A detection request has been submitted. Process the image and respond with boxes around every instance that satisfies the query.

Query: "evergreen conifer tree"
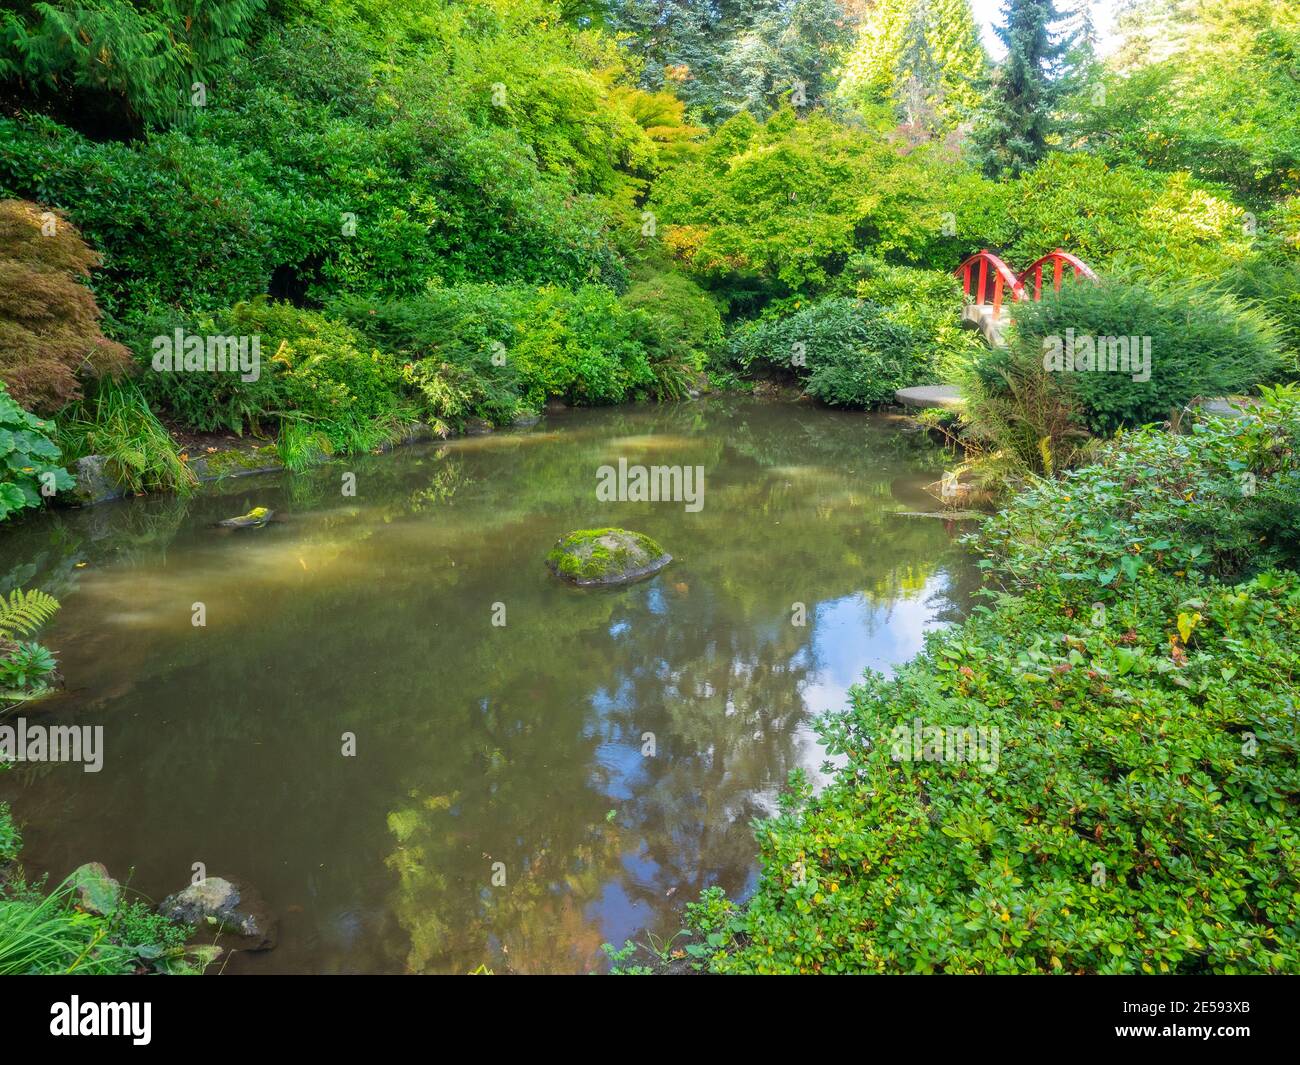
[971,0,1077,177]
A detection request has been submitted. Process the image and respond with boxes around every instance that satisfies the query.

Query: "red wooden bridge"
[954,248,1098,344]
[900,248,1247,417]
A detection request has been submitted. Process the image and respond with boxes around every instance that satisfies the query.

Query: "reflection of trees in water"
[382,591,816,973]
[0,397,976,973]
[607,613,813,920]
[379,468,967,972]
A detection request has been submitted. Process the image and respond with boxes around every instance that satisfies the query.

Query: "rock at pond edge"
[70,862,120,916]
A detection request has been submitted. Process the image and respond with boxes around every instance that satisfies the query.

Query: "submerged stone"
[217,506,272,528]
[159,875,278,951]
[546,528,671,587]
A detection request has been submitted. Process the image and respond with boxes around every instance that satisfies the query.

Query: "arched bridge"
[955,248,1098,345]
[897,248,1245,418]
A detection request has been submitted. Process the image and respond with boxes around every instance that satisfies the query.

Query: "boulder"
[159,876,278,951]
[70,862,120,916]
[546,528,671,587]
[70,455,125,505]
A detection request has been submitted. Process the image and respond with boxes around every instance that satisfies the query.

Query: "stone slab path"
[895,385,1254,419]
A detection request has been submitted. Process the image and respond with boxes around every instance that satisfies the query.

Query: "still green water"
[0,398,975,973]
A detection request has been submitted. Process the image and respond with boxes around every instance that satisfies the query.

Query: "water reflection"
[0,398,975,973]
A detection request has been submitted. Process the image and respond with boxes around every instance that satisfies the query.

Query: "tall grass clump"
[57,378,197,495]
[0,878,136,975]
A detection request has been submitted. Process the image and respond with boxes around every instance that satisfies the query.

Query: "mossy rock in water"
[217,506,272,529]
[546,528,671,587]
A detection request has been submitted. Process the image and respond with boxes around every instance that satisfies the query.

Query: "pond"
[0,397,977,973]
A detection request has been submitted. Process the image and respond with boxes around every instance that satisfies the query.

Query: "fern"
[0,588,60,640]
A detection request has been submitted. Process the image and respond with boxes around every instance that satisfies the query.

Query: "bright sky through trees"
[972,0,1119,57]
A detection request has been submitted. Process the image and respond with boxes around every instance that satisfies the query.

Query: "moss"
[198,445,280,479]
[546,527,669,584]
[218,506,272,528]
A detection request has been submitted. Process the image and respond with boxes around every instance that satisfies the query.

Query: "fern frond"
[0,588,60,639]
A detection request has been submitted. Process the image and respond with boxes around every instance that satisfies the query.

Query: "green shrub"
[335,285,530,428]
[619,272,723,397]
[341,282,660,413]
[397,360,514,437]
[702,568,1300,974]
[0,381,74,521]
[983,278,1283,437]
[841,256,986,378]
[0,641,57,695]
[956,354,1094,483]
[131,300,418,455]
[1002,154,1256,283]
[511,285,655,407]
[128,307,283,436]
[973,386,1300,590]
[728,296,924,407]
[1214,256,1300,372]
[225,301,416,450]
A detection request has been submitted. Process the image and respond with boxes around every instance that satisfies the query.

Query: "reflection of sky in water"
[792,572,955,794]
[802,574,953,716]
[586,573,956,788]
[590,573,955,803]
[587,570,958,954]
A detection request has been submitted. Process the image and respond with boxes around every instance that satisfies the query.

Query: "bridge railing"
[955,249,1099,316]
[1017,249,1099,301]
[955,250,1024,317]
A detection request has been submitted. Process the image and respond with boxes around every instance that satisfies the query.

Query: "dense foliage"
[975,386,1300,588]
[729,296,924,407]
[693,398,1300,974]
[0,1,266,131]
[0,0,1295,506]
[974,278,1283,439]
